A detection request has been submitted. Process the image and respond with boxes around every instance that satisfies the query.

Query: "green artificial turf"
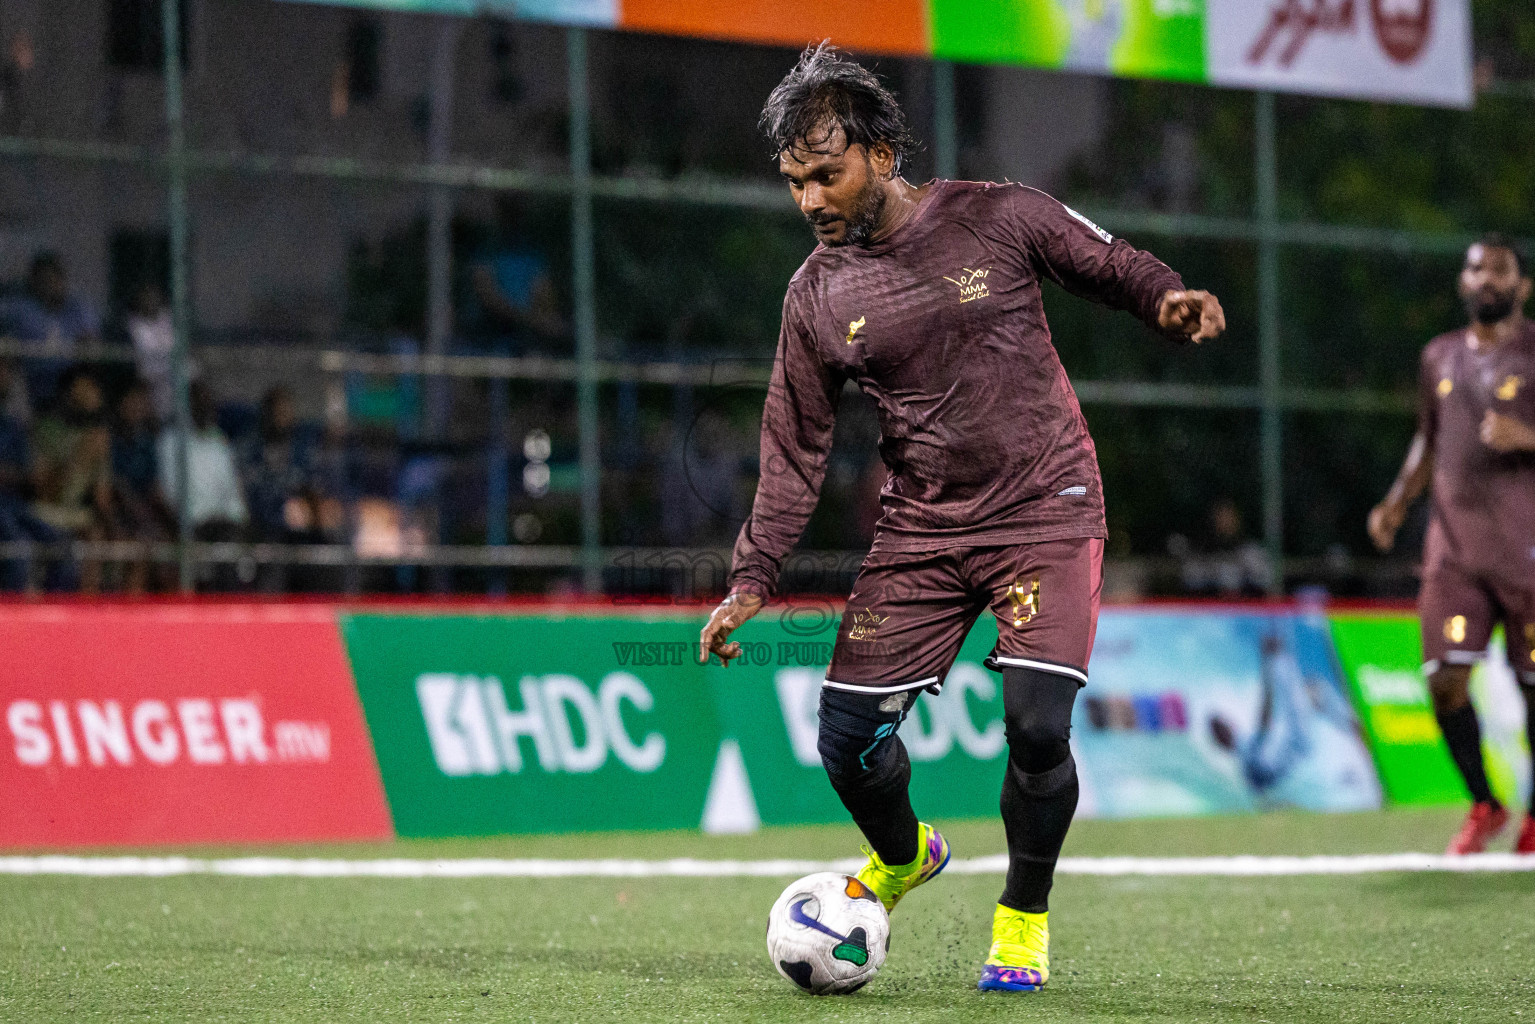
[2,807,1530,1023]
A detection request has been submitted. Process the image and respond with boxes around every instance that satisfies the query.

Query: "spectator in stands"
[123,281,178,423]
[0,354,30,424]
[1168,498,1274,597]
[158,379,247,543]
[0,391,73,592]
[111,378,172,592]
[0,251,101,405]
[239,386,344,590]
[29,364,113,592]
[467,195,566,354]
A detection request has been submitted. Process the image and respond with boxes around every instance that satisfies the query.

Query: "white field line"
[1,852,1533,879]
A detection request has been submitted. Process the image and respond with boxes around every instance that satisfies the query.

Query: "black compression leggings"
[999,666,1081,913]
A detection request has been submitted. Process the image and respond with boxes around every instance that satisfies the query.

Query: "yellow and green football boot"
[854,821,950,913]
[977,904,1049,992]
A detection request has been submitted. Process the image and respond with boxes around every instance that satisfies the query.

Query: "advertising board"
[283,0,1473,107]
[341,613,721,835]
[0,606,392,848]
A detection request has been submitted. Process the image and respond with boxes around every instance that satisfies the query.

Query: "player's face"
[779,126,890,247]
[1459,244,1532,325]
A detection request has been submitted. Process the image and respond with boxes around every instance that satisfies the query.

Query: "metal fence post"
[1255,91,1283,594]
[162,0,193,592]
[425,20,460,439]
[568,28,601,593]
[933,60,957,181]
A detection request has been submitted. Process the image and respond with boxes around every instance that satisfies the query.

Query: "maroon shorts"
[824,536,1104,697]
[1420,560,1535,678]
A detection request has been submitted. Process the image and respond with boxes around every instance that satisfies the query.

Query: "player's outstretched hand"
[1366,500,1404,553]
[1481,410,1535,453]
[698,589,765,666]
[1158,290,1226,344]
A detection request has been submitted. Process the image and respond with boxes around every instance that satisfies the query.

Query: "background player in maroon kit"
[1370,236,1535,856]
[696,46,1225,992]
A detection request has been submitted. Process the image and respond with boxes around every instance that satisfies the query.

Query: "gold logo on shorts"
[1444,615,1467,644]
[848,607,887,642]
[1437,378,1453,397]
[1497,375,1523,401]
[1008,579,1041,628]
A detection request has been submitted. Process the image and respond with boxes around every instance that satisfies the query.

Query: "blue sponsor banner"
[1075,610,1383,818]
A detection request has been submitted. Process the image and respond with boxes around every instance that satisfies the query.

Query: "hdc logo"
[775,664,1007,767]
[416,672,666,777]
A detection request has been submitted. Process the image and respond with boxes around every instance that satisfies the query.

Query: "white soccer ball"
[766,871,890,995]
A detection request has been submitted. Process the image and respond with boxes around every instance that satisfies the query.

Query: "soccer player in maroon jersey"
[1369,236,1535,856]
[695,46,1225,993]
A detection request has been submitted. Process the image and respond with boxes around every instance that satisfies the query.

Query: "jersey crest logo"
[942,267,991,304]
[1437,377,1453,397]
[848,607,888,642]
[846,316,866,344]
[1496,375,1523,401]
[1007,579,1041,628]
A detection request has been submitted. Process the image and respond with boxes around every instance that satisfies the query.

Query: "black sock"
[1436,702,1497,806]
[997,668,1082,913]
[829,738,920,866]
[999,753,1079,913]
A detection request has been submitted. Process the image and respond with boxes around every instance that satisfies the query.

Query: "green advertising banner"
[1328,614,1464,807]
[1329,614,1531,809]
[342,613,721,836]
[928,0,1206,82]
[342,607,1014,835]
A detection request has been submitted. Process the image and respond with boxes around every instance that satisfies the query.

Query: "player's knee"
[816,715,887,785]
[1004,710,1070,763]
[1427,665,1473,713]
[1001,667,1078,774]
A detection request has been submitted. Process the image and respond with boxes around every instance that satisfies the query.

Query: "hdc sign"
[0,607,392,848]
[417,672,666,776]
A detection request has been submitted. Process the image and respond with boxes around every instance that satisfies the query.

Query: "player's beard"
[810,170,887,248]
[1464,285,1521,325]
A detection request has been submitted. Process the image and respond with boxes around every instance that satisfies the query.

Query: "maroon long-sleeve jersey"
[1418,322,1535,580]
[728,180,1186,598]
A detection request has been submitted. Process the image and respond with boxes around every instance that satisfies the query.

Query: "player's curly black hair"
[1476,232,1530,278]
[759,43,917,172]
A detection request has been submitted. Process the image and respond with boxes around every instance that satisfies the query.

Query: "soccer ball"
[766,872,890,995]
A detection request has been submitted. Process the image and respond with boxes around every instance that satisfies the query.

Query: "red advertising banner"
[0,605,393,848]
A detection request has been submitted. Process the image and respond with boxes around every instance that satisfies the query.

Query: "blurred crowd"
[0,241,1372,601]
[0,251,352,594]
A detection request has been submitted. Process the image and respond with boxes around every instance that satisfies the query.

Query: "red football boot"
[1515,816,1535,856]
[1446,802,1509,855]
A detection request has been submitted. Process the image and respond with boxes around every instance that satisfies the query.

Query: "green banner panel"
[1328,614,1464,807]
[929,0,1206,82]
[342,613,720,836]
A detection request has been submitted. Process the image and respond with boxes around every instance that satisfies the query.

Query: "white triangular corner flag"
[701,739,761,835]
